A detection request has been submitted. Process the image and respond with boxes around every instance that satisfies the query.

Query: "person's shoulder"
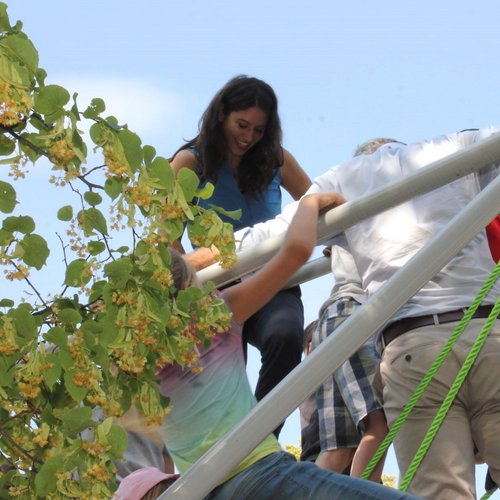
[419,126,500,150]
[170,148,197,172]
[281,147,294,161]
[280,148,312,198]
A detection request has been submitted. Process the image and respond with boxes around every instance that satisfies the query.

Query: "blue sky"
[4,1,499,494]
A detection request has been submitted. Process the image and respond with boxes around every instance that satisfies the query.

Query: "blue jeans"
[205,452,420,499]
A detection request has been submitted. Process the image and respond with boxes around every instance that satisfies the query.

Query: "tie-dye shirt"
[156,292,281,481]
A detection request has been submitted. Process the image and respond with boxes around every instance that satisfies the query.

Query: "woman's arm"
[224,192,345,325]
[280,148,312,200]
[170,148,198,175]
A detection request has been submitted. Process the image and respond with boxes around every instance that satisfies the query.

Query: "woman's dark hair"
[171,75,284,196]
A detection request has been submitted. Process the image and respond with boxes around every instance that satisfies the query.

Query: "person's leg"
[313,301,360,473]
[315,365,358,474]
[350,409,387,481]
[336,334,387,481]
[465,319,500,489]
[380,325,476,499]
[242,286,304,426]
[207,451,418,500]
[316,447,356,474]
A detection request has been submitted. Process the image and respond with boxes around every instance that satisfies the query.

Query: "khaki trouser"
[379,318,500,500]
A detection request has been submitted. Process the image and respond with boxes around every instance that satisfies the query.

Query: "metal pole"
[283,254,331,289]
[199,132,500,287]
[160,176,500,499]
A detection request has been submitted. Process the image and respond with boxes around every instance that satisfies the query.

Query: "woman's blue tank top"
[194,155,282,232]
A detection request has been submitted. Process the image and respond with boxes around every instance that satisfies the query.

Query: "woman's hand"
[301,191,347,214]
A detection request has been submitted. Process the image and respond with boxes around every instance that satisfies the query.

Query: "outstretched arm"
[224,192,345,325]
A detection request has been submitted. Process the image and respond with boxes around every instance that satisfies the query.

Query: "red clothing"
[486,215,500,263]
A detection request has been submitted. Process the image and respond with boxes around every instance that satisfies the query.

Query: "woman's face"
[221,106,268,166]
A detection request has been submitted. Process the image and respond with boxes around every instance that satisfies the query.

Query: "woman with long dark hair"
[170,75,311,435]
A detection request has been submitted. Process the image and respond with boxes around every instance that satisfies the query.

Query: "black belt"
[382,304,495,347]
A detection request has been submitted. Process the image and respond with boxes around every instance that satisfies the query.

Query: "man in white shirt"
[228,127,500,499]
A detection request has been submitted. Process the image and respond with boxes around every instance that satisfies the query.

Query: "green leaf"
[97,416,113,437]
[35,454,64,496]
[20,233,49,269]
[43,353,61,389]
[92,344,109,371]
[58,308,82,324]
[0,181,17,213]
[0,353,18,387]
[107,424,128,459]
[148,157,174,189]
[78,207,108,236]
[89,279,106,302]
[18,132,44,162]
[80,321,99,349]
[43,326,68,348]
[209,204,242,220]
[177,167,201,201]
[2,215,35,233]
[53,406,95,438]
[34,84,70,119]
[118,128,142,171]
[84,191,103,206]
[64,258,91,287]
[58,349,74,370]
[143,145,156,166]
[0,50,30,91]
[0,298,14,307]
[64,373,87,402]
[196,181,215,200]
[104,115,121,131]
[0,469,16,494]
[104,258,132,289]
[113,245,129,254]
[104,176,125,200]
[87,240,106,255]
[82,97,105,119]
[1,33,39,76]
[10,306,36,340]
[97,314,119,347]
[0,134,15,156]
[0,228,13,245]
[36,67,47,85]
[161,218,184,242]
[89,122,106,146]
[57,205,73,221]
[0,3,12,32]
[176,286,204,312]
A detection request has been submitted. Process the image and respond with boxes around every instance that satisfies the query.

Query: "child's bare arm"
[225,192,345,325]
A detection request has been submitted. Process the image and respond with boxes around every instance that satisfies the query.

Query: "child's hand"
[303,192,346,214]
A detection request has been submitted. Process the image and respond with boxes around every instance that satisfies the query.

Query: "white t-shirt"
[235,127,500,321]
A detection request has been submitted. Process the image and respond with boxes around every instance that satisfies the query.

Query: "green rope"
[361,259,500,481]
[399,297,500,490]
[480,488,497,500]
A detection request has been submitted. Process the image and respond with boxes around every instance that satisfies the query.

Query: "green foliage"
[0,180,16,212]
[0,2,237,498]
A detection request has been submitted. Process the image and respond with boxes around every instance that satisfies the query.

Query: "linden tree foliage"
[0,2,237,498]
